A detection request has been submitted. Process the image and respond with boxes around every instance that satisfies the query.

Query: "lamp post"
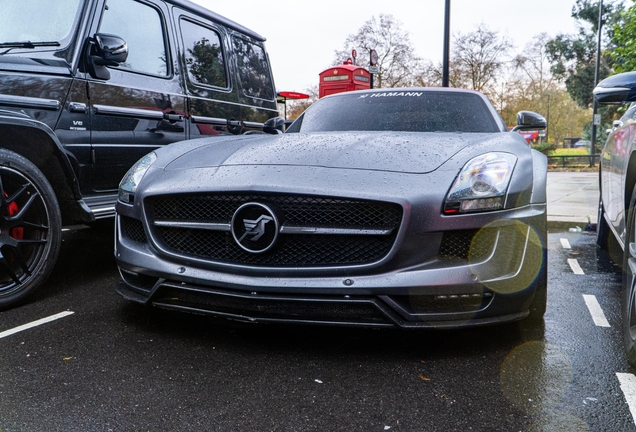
[591,0,603,158]
[442,0,451,87]
[546,93,551,144]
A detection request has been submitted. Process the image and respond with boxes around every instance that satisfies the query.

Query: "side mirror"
[512,111,547,132]
[85,33,128,80]
[594,72,636,104]
[263,116,285,134]
[93,33,128,64]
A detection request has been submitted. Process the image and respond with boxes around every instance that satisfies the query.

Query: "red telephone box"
[319,61,371,98]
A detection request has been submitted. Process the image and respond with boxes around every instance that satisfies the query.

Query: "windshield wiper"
[0,41,60,55]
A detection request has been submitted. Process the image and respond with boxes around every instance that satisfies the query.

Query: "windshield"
[294,90,502,133]
[0,0,84,49]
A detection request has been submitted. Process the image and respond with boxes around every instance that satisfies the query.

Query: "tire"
[596,198,611,251]
[514,217,548,338]
[523,240,548,323]
[527,261,547,321]
[0,149,62,310]
[622,185,636,366]
[514,243,547,341]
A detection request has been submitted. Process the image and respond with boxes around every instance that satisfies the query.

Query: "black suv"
[0,0,280,308]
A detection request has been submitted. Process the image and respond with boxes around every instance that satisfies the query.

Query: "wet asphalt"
[0,221,634,431]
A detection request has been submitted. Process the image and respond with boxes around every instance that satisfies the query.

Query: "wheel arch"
[0,117,90,224]
[625,151,636,216]
[529,149,548,204]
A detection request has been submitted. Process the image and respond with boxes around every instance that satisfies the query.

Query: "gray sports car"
[114,88,548,328]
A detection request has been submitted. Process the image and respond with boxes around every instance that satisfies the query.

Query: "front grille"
[120,216,147,243]
[148,194,402,267]
[438,228,498,261]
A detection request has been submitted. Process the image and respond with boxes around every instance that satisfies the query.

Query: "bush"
[532,143,556,155]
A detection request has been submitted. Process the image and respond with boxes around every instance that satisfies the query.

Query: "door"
[172,8,278,137]
[88,0,186,193]
[606,104,636,242]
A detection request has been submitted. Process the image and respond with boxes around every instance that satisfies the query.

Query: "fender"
[0,113,93,223]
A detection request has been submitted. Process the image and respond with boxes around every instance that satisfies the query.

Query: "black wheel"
[519,236,548,325]
[512,217,548,341]
[0,149,61,310]
[622,185,636,365]
[527,262,547,321]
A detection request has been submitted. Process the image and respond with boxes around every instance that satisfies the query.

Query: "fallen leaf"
[418,374,430,381]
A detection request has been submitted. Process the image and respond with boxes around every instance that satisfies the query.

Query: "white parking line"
[0,311,74,339]
[582,295,610,327]
[560,238,571,249]
[617,373,636,425]
[568,258,585,275]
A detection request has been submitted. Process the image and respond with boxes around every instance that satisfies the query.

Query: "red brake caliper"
[4,192,23,240]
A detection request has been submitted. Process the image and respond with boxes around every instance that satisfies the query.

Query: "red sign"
[277,91,309,100]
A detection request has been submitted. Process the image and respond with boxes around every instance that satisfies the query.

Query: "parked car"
[594,71,636,366]
[0,0,281,309]
[115,88,549,329]
[574,139,592,149]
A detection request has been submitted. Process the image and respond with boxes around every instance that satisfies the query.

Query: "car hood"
[165,131,516,174]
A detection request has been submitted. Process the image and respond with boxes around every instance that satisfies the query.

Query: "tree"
[333,14,420,88]
[450,24,514,94]
[546,0,625,108]
[498,34,560,127]
[513,34,555,99]
[612,1,636,73]
[416,24,513,100]
[283,85,318,120]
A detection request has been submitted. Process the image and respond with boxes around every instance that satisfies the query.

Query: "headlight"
[118,152,157,204]
[443,152,517,214]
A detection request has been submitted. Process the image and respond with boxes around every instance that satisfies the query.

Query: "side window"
[99,0,168,76]
[180,19,228,88]
[232,37,275,101]
[623,103,636,122]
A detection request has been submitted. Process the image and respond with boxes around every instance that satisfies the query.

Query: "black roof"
[166,0,266,41]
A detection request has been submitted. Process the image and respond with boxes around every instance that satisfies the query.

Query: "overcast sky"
[191,0,582,92]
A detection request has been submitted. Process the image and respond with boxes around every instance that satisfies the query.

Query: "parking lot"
[1,173,636,431]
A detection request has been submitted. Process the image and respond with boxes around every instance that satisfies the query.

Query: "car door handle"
[163,113,183,122]
[69,102,88,113]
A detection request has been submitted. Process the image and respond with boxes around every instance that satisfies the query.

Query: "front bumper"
[114,204,546,329]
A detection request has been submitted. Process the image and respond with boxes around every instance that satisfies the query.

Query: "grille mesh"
[153,194,401,228]
[120,216,147,243]
[438,228,497,260]
[149,193,402,267]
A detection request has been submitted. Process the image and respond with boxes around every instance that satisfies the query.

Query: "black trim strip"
[93,105,164,120]
[153,219,393,236]
[190,115,227,126]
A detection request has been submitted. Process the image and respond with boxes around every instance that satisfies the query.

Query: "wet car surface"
[0,223,634,431]
[114,88,549,328]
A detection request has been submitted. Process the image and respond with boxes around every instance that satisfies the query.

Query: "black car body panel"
[0,0,280,308]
